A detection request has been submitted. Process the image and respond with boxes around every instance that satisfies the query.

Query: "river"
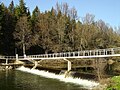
[0,67,99,90]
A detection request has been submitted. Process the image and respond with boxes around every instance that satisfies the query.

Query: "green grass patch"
[106,76,120,90]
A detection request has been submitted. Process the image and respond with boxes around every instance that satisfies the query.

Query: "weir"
[17,66,99,89]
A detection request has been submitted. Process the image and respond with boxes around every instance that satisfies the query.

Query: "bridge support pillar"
[32,61,38,69]
[64,58,72,78]
[64,58,71,71]
[68,61,71,71]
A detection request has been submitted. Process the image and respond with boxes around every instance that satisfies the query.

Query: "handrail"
[0,47,120,60]
[27,47,120,59]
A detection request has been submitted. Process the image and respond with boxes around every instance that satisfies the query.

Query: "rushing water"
[0,67,99,90]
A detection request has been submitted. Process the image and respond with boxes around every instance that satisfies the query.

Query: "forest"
[0,0,120,55]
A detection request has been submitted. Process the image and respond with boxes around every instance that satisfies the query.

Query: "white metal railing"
[27,47,120,59]
[0,55,24,60]
[0,47,120,60]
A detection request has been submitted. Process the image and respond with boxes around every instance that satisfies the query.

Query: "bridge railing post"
[90,50,91,56]
[78,51,80,56]
[6,59,8,69]
[16,54,18,61]
[73,52,75,57]
[47,54,48,58]
[87,51,89,56]
[96,50,98,55]
[83,51,85,56]
[99,50,101,55]
[103,49,105,55]
[111,48,114,55]
[64,53,66,57]
[53,54,54,58]
[6,59,8,64]
[24,54,26,59]
[106,50,108,55]
[93,50,95,56]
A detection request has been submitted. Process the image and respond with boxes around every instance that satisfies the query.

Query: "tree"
[36,12,55,54]
[19,0,27,16]
[73,21,83,51]
[82,13,95,25]
[0,1,120,55]
[13,16,32,56]
[0,3,16,55]
[0,3,5,54]
[14,0,28,19]
[0,3,4,31]
[8,0,14,14]
[31,6,40,24]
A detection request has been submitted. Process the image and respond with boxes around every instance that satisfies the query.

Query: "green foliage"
[14,0,28,19]
[19,0,27,16]
[0,3,5,31]
[106,76,120,90]
[31,6,40,23]
[0,2,16,55]
[8,1,14,14]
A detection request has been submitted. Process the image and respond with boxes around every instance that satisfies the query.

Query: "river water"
[0,67,99,90]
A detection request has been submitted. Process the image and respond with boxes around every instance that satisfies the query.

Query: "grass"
[106,76,120,90]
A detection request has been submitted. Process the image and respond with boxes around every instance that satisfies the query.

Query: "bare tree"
[82,13,95,25]
[14,16,32,56]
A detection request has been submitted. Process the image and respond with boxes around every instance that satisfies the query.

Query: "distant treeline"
[0,0,120,55]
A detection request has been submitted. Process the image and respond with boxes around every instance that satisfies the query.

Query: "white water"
[16,66,99,89]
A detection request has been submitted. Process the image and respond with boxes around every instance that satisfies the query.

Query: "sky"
[0,0,120,28]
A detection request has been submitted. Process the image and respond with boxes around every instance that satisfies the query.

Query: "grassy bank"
[106,76,120,90]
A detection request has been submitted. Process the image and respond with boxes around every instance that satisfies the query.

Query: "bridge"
[0,47,120,70]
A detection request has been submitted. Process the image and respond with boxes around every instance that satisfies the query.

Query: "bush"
[106,76,120,90]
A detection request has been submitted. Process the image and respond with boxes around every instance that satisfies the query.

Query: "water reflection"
[0,70,87,90]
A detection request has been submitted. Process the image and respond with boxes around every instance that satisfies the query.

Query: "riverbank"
[105,76,120,90]
[92,76,120,90]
